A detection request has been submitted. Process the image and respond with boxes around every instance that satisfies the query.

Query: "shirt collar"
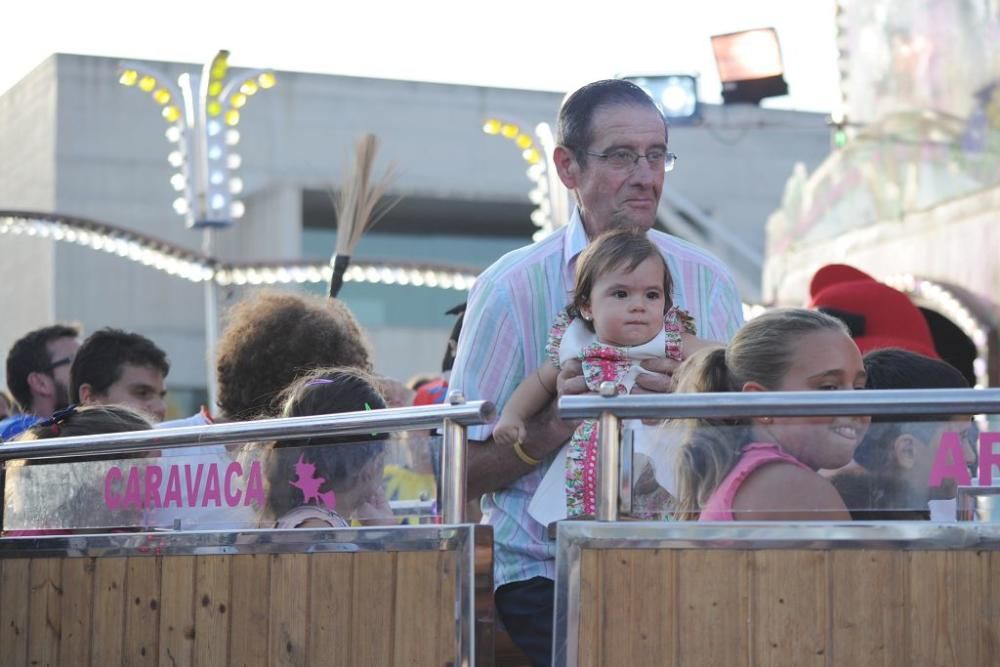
[562,206,589,282]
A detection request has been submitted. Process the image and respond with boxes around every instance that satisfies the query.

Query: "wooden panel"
[92,558,127,667]
[194,556,231,666]
[577,549,602,667]
[351,552,397,666]
[159,556,196,666]
[268,553,309,667]
[229,554,270,667]
[307,553,354,666]
[830,550,907,666]
[676,550,749,665]
[0,558,30,665]
[435,551,459,665]
[393,551,452,666]
[59,557,95,664]
[28,557,62,667]
[750,551,828,667]
[123,556,161,666]
[587,549,676,667]
[909,551,987,666]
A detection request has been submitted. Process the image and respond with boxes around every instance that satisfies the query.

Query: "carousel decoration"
[482,117,570,240]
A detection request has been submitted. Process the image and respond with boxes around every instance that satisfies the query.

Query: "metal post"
[202,228,220,411]
[596,410,621,521]
[596,380,622,521]
[441,392,468,524]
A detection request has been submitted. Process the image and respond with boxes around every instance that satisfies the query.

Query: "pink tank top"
[699,443,813,521]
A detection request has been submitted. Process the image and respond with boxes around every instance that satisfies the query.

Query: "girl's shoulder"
[731,455,848,520]
[545,307,580,367]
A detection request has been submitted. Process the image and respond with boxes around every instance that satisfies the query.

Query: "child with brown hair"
[494,228,713,520]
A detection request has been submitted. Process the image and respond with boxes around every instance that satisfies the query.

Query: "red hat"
[807,264,939,359]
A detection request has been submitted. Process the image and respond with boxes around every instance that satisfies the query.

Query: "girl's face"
[580,256,666,347]
[747,329,870,471]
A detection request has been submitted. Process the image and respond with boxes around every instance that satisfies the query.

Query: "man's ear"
[26,371,52,398]
[553,145,580,189]
[893,435,918,469]
[78,383,97,405]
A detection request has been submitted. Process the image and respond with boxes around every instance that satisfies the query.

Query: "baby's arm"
[494,361,560,445]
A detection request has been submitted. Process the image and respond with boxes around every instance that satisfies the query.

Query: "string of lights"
[0,211,477,292]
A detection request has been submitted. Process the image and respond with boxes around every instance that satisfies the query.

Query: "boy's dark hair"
[571,228,673,332]
[853,348,969,470]
[70,328,170,403]
[216,291,372,421]
[6,324,81,409]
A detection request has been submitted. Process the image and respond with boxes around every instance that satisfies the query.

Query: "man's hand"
[556,359,587,397]
[633,357,683,394]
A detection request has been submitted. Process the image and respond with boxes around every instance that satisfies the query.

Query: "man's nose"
[630,157,658,185]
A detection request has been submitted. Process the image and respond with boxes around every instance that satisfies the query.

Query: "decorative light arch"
[0,211,478,292]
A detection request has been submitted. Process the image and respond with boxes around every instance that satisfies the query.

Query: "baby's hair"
[265,366,388,520]
[853,348,969,471]
[672,308,850,519]
[571,228,673,332]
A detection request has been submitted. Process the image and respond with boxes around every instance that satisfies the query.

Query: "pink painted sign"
[930,430,1000,487]
[103,461,265,510]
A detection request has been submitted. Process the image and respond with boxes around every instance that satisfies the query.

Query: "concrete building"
[0,53,830,415]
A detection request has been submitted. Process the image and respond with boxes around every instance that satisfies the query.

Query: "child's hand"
[355,487,396,525]
[494,417,527,446]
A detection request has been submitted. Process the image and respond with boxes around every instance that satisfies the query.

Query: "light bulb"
[170,173,186,191]
[258,72,276,89]
[225,129,240,146]
[230,201,246,218]
[226,154,242,169]
[229,177,243,194]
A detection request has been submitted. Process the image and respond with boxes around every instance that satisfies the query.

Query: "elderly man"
[450,79,744,664]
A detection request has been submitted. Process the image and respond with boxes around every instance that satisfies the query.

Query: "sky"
[2,0,840,112]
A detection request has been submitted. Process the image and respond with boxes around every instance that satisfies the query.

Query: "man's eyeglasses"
[584,148,678,173]
[43,357,72,373]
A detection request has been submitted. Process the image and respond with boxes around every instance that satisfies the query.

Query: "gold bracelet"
[512,439,541,466]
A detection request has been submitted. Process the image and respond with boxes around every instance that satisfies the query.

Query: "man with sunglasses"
[451,79,743,664]
[1,324,81,440]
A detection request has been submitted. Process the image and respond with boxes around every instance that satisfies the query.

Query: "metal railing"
[559,388,1000,521]
[0,397,494,525]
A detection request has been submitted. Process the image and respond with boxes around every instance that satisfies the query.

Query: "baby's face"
[581,256,666,347]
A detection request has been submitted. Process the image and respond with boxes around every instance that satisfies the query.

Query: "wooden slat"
[123,557,160,666]
[229,554,270,667]
[59,557,95,664]
[830,550,907,666]
[435,551,459,665]
[909,551,986,666]
[0,559,31,665]
[159,556,196,667]
[268,553,309,667]
[307,553,354,666]
[351,552,396,666]
[750,550,828,666]
[586,549,676,666]
[194,556,231,667]
[28,557,63,667]
[577,549,602,667]
[91,558,127,667]
[393,551,446,666]
[677,550,749,665]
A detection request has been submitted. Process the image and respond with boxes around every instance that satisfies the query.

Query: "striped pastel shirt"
[450,209,744,588]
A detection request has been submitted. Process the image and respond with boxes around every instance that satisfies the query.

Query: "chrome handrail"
[559,388,1000,420]
[0,399,494,525]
